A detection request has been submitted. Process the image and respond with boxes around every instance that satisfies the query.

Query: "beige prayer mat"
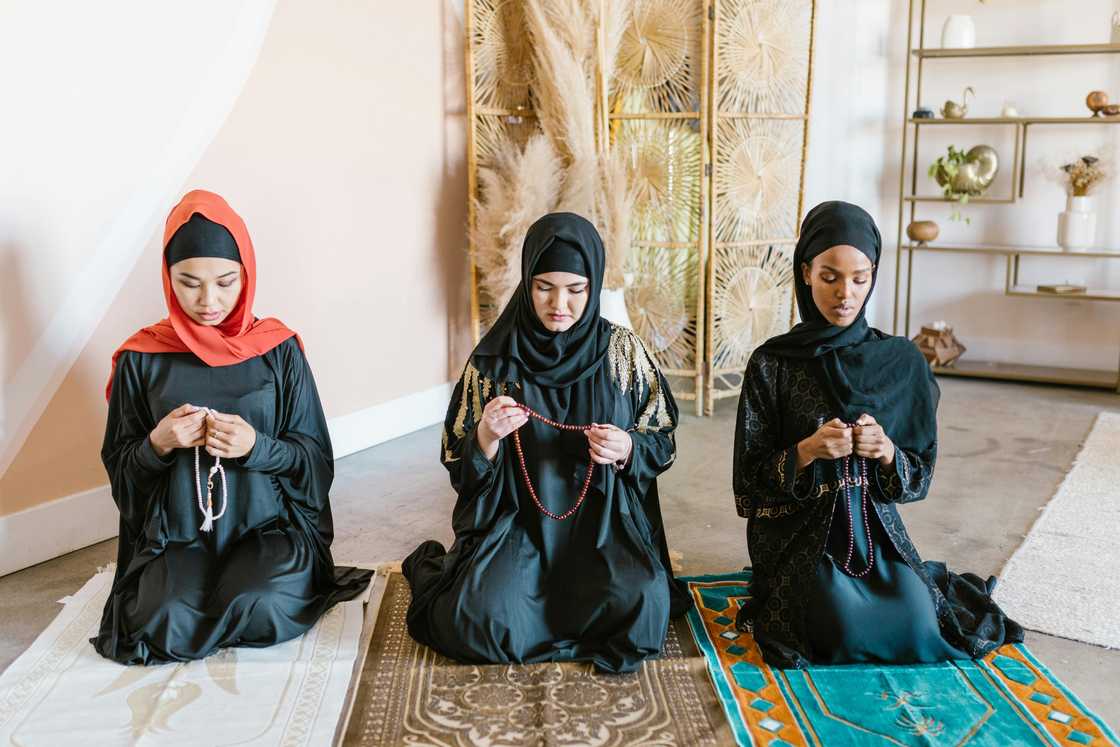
[0,563,384,746]
[995,411,1120,649]
[340,571,731,746]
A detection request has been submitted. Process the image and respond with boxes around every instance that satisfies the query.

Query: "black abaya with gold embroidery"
[403,213,690,674]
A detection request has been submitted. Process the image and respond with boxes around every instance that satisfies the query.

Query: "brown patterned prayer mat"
[340,571,731,746]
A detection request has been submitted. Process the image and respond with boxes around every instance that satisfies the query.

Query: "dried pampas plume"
[472,134,562,313]
[597,147,636,289]
[525,0,635,290]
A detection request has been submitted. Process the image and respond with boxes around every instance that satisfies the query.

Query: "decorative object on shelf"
[1086,90,1109,116]
[912,321,966,367]
[1060,155,1105,195]
[1037,283,1087,294]
[1102,104,1120,117]
[1058,155,1106,251]
[906,219,939,244]
[600,272,634,328]
[913,107,935,119]
[929,144,999,220]
[940,14,976,49]
[940,86,974,119]
[1000,103,1020,118]
[1058,195,1096,251]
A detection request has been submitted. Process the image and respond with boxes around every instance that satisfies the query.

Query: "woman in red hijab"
[95,190,370,664]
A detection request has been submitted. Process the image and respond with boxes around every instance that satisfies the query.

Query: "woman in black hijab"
[733,201,1022,668]
[404,212,690,673]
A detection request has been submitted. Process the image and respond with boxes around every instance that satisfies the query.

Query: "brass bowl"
[1102,104,1120,117]
[1087,90,1109,115]
[906,220,940,244]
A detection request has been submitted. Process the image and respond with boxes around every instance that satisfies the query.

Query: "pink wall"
[1,0,470,516]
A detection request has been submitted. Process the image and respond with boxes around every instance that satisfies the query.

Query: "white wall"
[0,0,277,475]
[806,0,1120,372]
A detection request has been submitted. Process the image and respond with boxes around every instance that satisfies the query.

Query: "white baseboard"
[0,382,452,578]
[327,381,452,459]
[0,485,118,578]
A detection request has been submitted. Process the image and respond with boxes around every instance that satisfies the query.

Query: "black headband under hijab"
[756,201,938,454]
[532,238,589,278]
[473,212,611,389]
[164,213,242,267]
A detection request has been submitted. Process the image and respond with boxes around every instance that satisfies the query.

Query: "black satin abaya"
[403,213,690,674]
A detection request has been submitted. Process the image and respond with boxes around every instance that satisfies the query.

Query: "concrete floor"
[2,377,1118,730]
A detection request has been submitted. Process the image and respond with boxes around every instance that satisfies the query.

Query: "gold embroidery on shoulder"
[608,325,672,433]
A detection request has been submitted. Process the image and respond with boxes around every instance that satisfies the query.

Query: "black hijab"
[164,213,242,267]
[757,201,938,452]
[474,212,612,389]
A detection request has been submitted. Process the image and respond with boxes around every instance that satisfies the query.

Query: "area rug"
[685,571,1119,746]
[0,563,382,746]
[340,570,732,746]
[993,410,1120,649]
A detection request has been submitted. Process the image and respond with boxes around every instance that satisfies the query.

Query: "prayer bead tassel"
[194,407,229,532]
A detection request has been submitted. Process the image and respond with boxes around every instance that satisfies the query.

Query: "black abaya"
[95,338,370,664]
[403,212,690,674]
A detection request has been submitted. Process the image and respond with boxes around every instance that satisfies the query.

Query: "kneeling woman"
[404,212,690,673]
[96,190,370,664]
[733,201,1022,668]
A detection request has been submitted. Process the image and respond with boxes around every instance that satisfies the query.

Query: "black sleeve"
[440,362,507,536]
[732,353,822,518]
[102,352,174,536]
[614,331,679,498]
[872,441,936,504]
[240,340,335,534]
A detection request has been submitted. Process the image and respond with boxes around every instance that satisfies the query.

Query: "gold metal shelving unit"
[893,1,1120,392]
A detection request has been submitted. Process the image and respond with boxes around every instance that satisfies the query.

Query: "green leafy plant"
[929,145,973,222]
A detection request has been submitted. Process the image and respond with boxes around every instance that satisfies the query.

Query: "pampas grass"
[596,147,636,289]
[523,0,636,290]
[472,134,563,312]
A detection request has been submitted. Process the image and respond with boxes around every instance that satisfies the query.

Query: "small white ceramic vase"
[1057,195,1096,251]
[599,274,634,328]
[941,15,976,49]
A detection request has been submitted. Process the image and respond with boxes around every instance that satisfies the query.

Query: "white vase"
[599,287,633,328]
[941,15,976,49]
[1057,195,1096,251]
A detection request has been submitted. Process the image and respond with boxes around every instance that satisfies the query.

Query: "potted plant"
[928,144,999,222]
[1058,155,1107,251]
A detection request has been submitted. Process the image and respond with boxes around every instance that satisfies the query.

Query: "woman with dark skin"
[403,212,690,674]
[733,201,1022,668]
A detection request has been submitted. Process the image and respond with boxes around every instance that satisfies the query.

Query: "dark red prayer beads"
[511,404,595,521]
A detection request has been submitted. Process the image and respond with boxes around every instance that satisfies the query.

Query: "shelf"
[903,196,1015,204]
[1008,285,1120,301]
[933,360,1117,389]
[903,243,1120,258]
[908,116,1120,125]
[913,43,1120,58]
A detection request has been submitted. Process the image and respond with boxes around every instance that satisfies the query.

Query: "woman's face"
[531,271,590,332]
[169,257,244,326]
[800,244,874,327]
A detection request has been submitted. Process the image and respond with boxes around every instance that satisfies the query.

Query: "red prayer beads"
[839,422,875,578]
[511,404,595,521]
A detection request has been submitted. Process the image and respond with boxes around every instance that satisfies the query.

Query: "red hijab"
[106,190,300,400]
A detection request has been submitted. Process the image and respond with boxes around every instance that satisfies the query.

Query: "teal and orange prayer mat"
[682,571,1118,746]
